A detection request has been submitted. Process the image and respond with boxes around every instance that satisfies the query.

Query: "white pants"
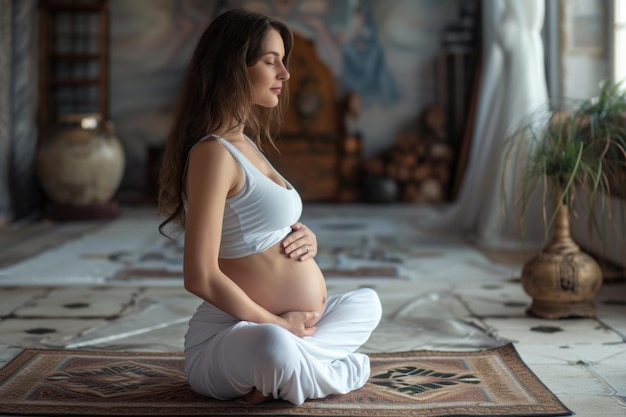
[184,288,382,405]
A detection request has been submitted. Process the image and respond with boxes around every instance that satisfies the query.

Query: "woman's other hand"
[282,222,317,261]
[278,311,319,337]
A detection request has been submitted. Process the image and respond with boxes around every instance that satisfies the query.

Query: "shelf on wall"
[38,0,110,143]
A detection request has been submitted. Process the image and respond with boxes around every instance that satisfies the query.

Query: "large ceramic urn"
[521,199,603,319]
[37,114,125,211]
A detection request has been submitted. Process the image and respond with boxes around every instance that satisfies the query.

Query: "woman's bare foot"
[242,388,270,404]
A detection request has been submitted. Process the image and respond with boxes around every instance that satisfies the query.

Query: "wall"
[0,0,11,223]
[0,0,40,223]
[572,192,626,269]
[558,0,608,101]
[554,0,625,267]
[109,0,462,193]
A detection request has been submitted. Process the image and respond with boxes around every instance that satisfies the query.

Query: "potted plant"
[503,80,626,319]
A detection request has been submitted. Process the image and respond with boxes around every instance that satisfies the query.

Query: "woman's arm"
[183,140,317,336]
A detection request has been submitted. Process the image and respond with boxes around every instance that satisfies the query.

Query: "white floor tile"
[482,317,624,345]
[589,349,626,396]
[0,287,48,316]
[454,283,532,317]
[515,342,626,365]
[530,363,615,396]
[556,394,626,416]
[0,318,108,346]
[12,286,139,318]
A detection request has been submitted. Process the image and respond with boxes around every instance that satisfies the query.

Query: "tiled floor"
[0,204,624,416]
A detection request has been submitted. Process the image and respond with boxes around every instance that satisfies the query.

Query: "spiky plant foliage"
[504,81,626,248]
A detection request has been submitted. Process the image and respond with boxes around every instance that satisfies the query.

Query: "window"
[612,0,626,84]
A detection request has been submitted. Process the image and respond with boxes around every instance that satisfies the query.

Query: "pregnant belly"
[220,245,327,317]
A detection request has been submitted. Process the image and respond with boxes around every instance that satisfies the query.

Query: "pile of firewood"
[364,106,455,203]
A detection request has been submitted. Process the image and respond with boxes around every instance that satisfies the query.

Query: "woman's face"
[247,29,290,108]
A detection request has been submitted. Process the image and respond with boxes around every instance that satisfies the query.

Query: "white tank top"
[189,134,302,259]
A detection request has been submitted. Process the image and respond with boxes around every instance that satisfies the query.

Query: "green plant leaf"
[502,80,626,253]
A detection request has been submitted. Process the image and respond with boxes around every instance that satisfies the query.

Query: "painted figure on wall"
[239,0,398,107]
[336,0,399,106]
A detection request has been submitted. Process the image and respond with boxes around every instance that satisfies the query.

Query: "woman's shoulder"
[193,133,222,147]
[188,135,235,168]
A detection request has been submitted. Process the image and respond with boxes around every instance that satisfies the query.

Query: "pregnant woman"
[157,8,382,406]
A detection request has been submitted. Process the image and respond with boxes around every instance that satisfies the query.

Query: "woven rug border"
[0,344,573,417]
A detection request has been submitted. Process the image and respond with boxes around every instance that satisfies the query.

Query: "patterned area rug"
[0,344,571,417]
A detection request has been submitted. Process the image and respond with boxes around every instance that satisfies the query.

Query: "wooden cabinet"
[268,137,339,201]
[267,34,358,202]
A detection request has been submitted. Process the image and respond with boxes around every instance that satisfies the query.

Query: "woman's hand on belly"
[278,310,320,337]
[281,222,317,261]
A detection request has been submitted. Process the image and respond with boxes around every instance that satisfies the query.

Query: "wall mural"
[109,0,460,191]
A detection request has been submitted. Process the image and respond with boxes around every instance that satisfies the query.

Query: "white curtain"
[414,0,549,250]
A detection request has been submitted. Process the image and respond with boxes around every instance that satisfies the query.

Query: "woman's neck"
[216,123,245,141]
[215,119,245,139]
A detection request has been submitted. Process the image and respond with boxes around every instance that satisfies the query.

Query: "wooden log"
[412,165,432,182]
[402,183,423,203]
[365,157,385,176]
[433,163,451,184]
[429,141,454,162]
[420,178,444,203]
[395,165,412,182]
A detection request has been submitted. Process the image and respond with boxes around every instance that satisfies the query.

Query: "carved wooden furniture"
[267,33,360,202]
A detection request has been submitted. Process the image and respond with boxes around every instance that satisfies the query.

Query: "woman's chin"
[254,98,280,108]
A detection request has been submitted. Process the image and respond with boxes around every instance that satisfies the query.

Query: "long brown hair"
[158,8,293,237]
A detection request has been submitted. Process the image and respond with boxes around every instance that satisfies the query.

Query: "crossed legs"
[184,288,382,405]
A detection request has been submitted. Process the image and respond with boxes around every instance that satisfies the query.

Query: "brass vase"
[521,201,603,319]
